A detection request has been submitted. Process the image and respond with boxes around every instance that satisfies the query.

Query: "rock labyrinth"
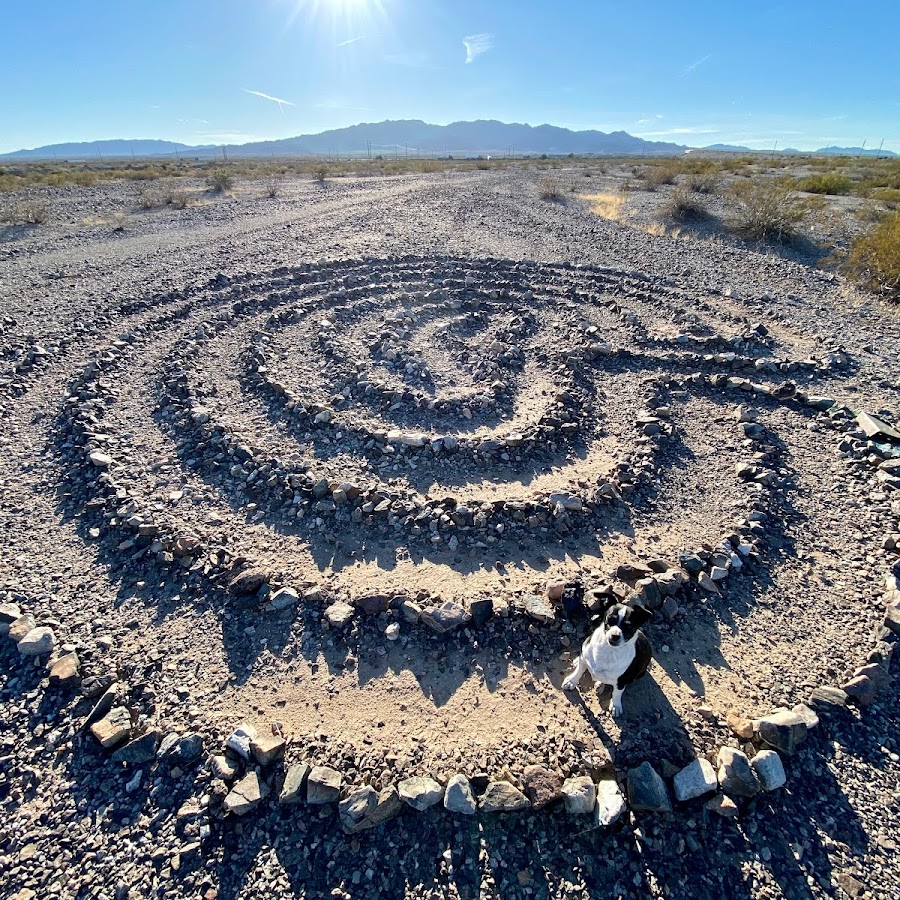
[4,254,900,832]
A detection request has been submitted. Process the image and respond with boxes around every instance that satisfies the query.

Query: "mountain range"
[2,120,896,160]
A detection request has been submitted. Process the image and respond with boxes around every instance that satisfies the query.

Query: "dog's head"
[599,601,652,647]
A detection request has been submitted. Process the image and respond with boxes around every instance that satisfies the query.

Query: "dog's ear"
[585,588,617,616]
[628,604,652,629]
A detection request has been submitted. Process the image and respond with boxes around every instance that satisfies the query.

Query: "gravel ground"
[1,168,899,900]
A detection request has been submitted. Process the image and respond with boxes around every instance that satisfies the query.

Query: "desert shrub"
[729,180,807,243]
[165,189,190,209]
[664,189,711,223]
[686,172,719,194]
[539,177,564,201]
[313,164,328,182]
[869,187,900,206]
[844,211,900,299]
[206,169,233,193]
[2,200,49,225]
[642,164,678,191]
[136,188,163,209]
[795,172,853,195]
[263,173,282,198]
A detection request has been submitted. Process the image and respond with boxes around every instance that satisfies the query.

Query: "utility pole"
[876,138,885,160]
[857,139,867,159]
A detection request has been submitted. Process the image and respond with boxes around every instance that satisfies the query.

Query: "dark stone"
[470,772,490,794]
[357,594,389,615]
[561,581,585,617]
[627,762,672,812]
[616,563,652,583]
[164,733,204,765]
[112,730,161,766]
[228,568,268,596]
[523,765,563,810]
[469,597,493,628]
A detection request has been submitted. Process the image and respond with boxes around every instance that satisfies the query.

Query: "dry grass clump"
[728,180,807,244]
[206,169,234,193]
[539,177,564,201]
[642,165,678,191]
[1,200,49,225]
[664,189,711,223]
[686,172,719,194]
[582,192,625,220]
[844,211,900,300]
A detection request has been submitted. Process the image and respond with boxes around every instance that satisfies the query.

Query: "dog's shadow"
[564,668,696,770]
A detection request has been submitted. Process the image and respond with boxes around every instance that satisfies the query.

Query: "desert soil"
[1,167,899,899]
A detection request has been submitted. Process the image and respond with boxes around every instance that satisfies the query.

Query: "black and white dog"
[562,599,653,717]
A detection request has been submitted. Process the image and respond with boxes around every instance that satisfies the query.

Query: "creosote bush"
[206,169,234,193]
[1,200,49,225]
[263,173,282,198]
[686,172,719,194]
[729,180,807,244]
[795,172,853,195]
[539,177,564,201]
[845,211,900,300]
[314,165,328,183]
[664,189,711,223]
[641,164,678,191]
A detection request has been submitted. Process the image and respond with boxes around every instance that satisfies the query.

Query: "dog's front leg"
[610,685,625,718]
[562,656,587,692]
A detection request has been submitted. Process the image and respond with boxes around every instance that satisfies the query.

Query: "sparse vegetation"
[136,188,163,209]
[263,172,283,198]
[686,172,719,194]
[664,189,711,223]
[729,180,808,244]
[641,164,678,190]
[539,177,564,201]
[844,211,900,300]
[795,172,853,195]
[582,192,625,220]
[206,169,233,193]
[313,165,328,183]
[1,200,49,225]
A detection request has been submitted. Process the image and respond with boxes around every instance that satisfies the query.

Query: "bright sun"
[285,0,383,31]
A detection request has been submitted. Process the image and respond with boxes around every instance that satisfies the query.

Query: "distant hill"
[2,139,196,160]
[816,145,897,157]
[4,126,894,161]
[702,143,896,158]
[702,143,752,152]
[219,119,686,158]
[0,120,685,160]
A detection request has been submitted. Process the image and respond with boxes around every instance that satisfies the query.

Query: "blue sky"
[2,0,899,154]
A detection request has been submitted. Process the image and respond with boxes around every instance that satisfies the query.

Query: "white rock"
[594,779,626,827]
[751,750,786,791]
[673,758,717,801]
[225,723,257,760]
[444,774,476,815]
[561,776,596,815]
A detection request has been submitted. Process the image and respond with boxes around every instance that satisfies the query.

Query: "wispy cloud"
[463,33,494,64]
[242,89,295,111]
[337,36,364,47]
[682,53,712,75]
